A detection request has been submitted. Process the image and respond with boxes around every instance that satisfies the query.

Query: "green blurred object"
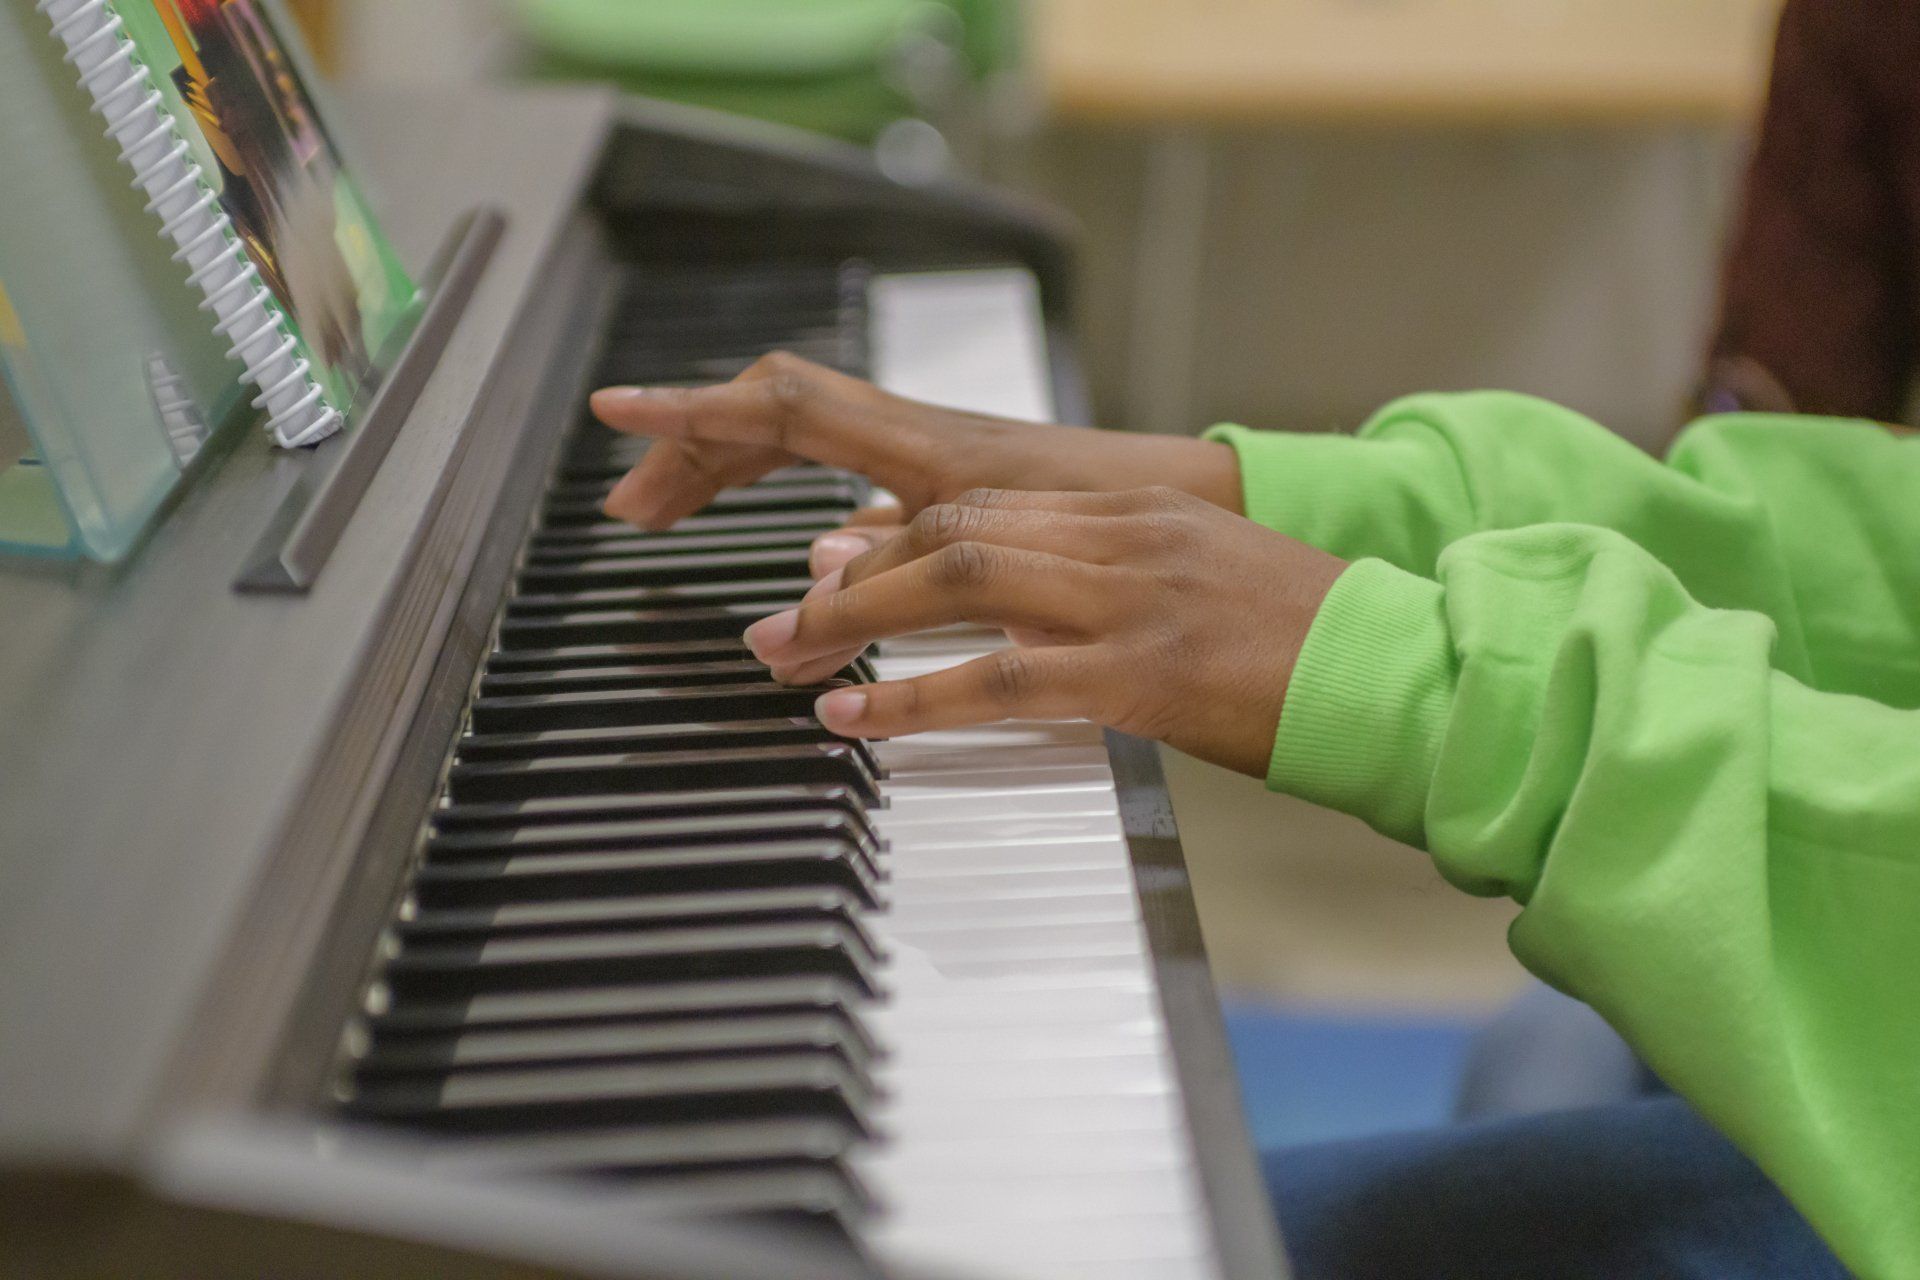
[509,0,1022,143]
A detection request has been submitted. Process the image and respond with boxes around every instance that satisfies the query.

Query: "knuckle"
[954,486,1013,510]
[983,650,1040,705]
[1138,510,1188,546]
[912,503,974,549]
[767,371,814,412]
[931,541,999,591]
[818,583,863,631]
[891,677,926,721]
[752,350,809,380]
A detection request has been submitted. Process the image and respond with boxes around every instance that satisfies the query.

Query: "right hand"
[589,352,1244,574]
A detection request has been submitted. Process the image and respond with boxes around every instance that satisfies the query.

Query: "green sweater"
[1209,395,1920,1280]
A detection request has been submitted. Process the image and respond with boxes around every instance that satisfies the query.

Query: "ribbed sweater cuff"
[1269,559,1457,848]
[1204,423,1403,549]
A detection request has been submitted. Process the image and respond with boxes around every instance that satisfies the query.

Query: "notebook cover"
[115,0,420,422]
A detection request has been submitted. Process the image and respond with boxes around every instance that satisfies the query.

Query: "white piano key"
[864,269,1222,1280]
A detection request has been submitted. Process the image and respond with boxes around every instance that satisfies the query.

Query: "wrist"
[1105,433,1244,512]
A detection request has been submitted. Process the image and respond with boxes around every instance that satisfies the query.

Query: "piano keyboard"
[333,263,1225,1280]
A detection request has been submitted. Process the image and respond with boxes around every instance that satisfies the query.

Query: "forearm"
[1213,394,1920,701]
[1268,527,1920,1279]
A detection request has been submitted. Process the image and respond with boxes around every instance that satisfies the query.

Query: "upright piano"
[0,87,1287,1280]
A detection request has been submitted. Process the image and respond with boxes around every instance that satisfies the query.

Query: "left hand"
[742,486,1349,778]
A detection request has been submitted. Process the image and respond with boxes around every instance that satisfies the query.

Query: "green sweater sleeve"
[1277,536,1920,1280]
[1208,394,1920,705]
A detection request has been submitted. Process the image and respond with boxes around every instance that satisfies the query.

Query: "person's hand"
[588,354,1244,544]
[736,486,1348,778]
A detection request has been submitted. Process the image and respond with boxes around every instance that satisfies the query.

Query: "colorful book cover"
[114,0,419,420]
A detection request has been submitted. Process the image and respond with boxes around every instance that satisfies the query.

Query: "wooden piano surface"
[0,88,615,1149]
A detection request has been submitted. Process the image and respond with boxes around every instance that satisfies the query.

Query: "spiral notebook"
[37,0,417,450]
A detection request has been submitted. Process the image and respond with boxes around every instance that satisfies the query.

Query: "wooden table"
[1033,0,1781,432]
[1036,0,1782,127]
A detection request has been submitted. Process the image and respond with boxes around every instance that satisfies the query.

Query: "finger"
[810,525,898,578]
[769,570,867,685]
[942,487,1173,516]
[743,544,1120,669]
[589,362,912,477]
[604,439,789,529]
[837,503,1138,591]
[813,645,1116,739]
[844,495,904,526]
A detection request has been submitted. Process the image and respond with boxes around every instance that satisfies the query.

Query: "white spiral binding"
[38,0,341,448]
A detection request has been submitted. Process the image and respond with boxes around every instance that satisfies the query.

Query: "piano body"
[0,88,1286,1280]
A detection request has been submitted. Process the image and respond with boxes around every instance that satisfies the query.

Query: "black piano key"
[609,263,851,306]
[452,721,871,769]
[340,1053,875,1134]
[516,550,815,593]
[497,605,781,648]
[602,311,848,346]
[545,479,867,525]
[541,482,863,528]
[506,576,816,616]
[560,1165,875,1233]
[479,659,778,697]
[426,811,881,864]
[414,1118,864,1182]
[357,1012,875,1079]
[522,526,823,562]
[367,976,871,1037]
[530,512,846,547]
[410,840,884,910]
[400,887,871,941]
[465,684,855,736]
[477,655,874,700]
[432,782,873,831]
[383,921,884,999]
[484,637,752,671]
[445,744,881,808]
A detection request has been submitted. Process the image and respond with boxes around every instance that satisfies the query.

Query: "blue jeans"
[1264,1096,1850,1279]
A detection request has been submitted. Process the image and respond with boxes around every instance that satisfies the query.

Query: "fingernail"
[590,386,650,415]
[810,533,870,577]
[803,568,844,602]
[744,609,799,658]
[816,688,867,730]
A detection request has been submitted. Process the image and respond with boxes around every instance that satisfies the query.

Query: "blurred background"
[284,0,1782,1150]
